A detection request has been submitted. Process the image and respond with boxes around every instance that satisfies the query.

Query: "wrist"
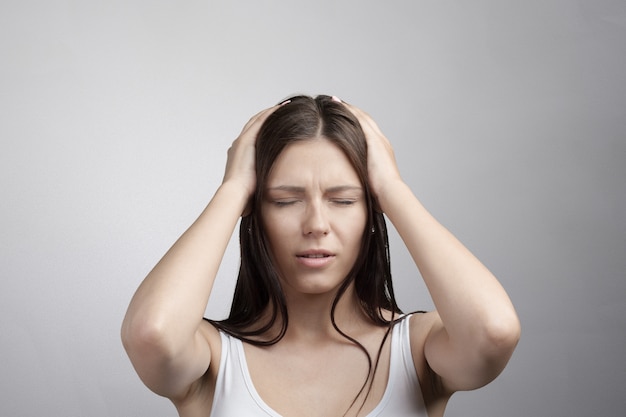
[215,181,252,214]
[375,179,412,214]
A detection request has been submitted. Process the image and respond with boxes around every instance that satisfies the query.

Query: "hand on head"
[222,102,288,204]
[332,97,404,208]
[225,95,403,215]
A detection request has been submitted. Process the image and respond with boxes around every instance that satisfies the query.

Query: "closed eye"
[331,199,357,206]
[273,200,299,207]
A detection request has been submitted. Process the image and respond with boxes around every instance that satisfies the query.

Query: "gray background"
[1,1,624,416]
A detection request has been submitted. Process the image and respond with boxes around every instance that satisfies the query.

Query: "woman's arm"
[121,105,278,400]
[343,99,521,393]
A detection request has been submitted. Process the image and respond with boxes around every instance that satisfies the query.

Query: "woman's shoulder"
[192,319,223,389]
[200,318,224,355]
[167,320,223,413]
[406,310,440,354]
[406,311,451,412]
[407,309,437,330]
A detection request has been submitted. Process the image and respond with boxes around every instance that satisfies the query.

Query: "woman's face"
[261,138,368,299]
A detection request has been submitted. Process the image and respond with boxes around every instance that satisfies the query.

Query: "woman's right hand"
[222,104,285,199]
[121,100,290,402]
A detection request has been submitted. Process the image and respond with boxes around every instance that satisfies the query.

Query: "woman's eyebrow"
[326,185,363,193]
[266,185,362,193]
[266,185,306,194]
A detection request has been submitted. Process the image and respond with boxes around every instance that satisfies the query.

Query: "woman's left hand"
[337,98,404,208]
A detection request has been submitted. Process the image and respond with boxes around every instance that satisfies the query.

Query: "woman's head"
[255,95,370,201]
[260,131,369,301]
[218,95,400,341]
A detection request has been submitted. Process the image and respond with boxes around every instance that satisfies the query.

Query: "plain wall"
[1,1,625,416]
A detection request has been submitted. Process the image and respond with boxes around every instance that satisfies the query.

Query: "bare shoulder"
[194,319,223,385]
[408,312,450,414]
[200,319,222,358]
[408,311,441,351]
[171,320,222,413]
[408,312,439,362]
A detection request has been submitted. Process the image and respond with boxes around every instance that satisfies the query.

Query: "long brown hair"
[208,94,403,413]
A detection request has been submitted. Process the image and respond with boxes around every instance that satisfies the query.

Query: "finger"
[332,98,384,136]
[240,99,291,134]
[239,106,276,135]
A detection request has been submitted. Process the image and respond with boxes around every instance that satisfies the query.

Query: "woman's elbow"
[121,313,175,363]
[481,308,521,360]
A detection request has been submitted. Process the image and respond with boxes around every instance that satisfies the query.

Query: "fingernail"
[331,96,342,103]
[279,99,291,106]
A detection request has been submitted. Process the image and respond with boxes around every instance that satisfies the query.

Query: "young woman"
[122,95,520,417]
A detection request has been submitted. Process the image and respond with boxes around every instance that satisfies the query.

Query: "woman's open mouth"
[296,251,335,267]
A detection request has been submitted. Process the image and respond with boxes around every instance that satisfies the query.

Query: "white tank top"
[209,314,428,416]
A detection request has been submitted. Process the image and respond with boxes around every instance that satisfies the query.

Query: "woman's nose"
[302,201,329,237]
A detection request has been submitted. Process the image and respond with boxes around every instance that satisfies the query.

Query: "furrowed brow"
[326,185,363,193]
[266,185,306,194]
[267,185,362,194]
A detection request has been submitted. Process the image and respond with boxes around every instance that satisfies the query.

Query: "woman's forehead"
[266,138,361,187]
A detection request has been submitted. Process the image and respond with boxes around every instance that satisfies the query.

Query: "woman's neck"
[278,285,372,343]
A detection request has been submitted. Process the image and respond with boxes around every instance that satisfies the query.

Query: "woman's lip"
[295,253,335,268]
[296,249,334,257]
